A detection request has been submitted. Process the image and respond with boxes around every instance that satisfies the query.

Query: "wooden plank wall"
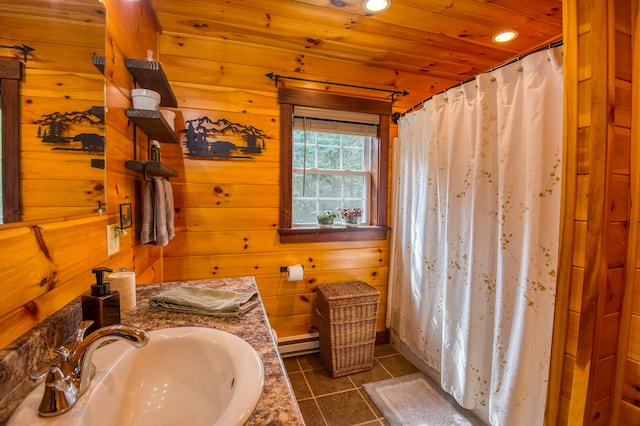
[155,26,413,339]
[553,0,635,424]
[0,4,105,220]
[615,1,640,423]
[0,2,112,349]
[9,2,640,423]
[102,0,164,284]
[160,109,392,337]
[0,0,162,349]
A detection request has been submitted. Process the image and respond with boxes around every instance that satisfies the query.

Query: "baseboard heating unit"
[277,332,319,358]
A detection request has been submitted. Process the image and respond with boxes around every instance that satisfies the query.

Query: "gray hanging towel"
[141,177,175,246]
[149,285,259,317]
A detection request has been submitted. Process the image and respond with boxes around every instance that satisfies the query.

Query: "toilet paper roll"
[108,271,136,310]
[287,264,304,281]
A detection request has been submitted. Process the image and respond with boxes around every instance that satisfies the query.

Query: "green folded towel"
[149,285,258,317]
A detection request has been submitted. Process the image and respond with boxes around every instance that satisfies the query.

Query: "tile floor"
[283,344,420,426]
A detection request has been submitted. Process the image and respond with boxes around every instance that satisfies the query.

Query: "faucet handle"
[56,346,72,363]
[30,344,73,383]
[30,365,65,385]
[30,338,76,384]
[29,365,51,383]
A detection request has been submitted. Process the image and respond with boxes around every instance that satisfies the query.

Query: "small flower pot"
[317,217,334,227]
[343,217,359,227]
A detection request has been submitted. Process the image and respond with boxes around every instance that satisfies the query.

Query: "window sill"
[278,226,390,243]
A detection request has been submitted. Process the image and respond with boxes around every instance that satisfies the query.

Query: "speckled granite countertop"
[0,276,304,426]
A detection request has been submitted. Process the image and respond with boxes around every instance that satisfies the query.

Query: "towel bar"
[125,160,179,180]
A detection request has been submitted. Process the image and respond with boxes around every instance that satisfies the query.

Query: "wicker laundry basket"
[316,281,380,378]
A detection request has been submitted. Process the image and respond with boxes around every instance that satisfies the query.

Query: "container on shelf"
[131,88,161,110]
[161,109,176,131]
[149,140,161,161]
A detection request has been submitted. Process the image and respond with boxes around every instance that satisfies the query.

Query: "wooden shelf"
[124,58,180,178]
[126,161,179,178]
[92,55,105,75]
[125,108,179,144]
[125,58,177,107]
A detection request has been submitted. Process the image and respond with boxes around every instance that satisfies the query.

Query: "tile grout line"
[288,357,328,425]
[291,348,401,425]
[300,364,330,425]
[349,375,384,424]
[295,386,360,402]
[367,357,394,423]
[374,356,395,378]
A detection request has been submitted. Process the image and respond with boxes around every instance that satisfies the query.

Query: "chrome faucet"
[30,320,150,417]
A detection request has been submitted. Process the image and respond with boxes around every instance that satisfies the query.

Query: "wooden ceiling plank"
[149,0,562,108]
[159,32,494,87]
[397,0,562,27]
[155,11,519,76]
[152,0,560,57]
[158,46,458,97]
[159,18,513,66]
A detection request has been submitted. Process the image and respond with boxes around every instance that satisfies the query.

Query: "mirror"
[0,0,105,225]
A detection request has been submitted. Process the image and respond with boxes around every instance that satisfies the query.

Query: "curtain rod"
[0,44,34,62]
[265,72,409,102]
[393,39,564,123]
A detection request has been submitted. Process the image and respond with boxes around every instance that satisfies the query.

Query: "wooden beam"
[547,0,580,423]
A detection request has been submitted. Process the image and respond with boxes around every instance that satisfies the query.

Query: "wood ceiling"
[151,0,563,108]
[0,0,563,110]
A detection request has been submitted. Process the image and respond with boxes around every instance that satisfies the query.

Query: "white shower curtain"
[388,46,563,425]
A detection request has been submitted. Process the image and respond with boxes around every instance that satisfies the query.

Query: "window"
[278,88,390,243]
[292,107,378,225]
[0,58,21,224]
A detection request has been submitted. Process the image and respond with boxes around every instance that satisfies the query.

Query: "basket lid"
[316,281,378,300]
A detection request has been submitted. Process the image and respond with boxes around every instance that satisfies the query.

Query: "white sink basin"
[8,327,264,426]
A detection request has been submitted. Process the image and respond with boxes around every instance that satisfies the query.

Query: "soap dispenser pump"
[81,267,121,335]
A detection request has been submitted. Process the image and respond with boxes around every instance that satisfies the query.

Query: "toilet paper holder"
[280,265,304,272]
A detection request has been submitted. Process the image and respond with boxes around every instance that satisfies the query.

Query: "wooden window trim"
[0,58,22,224]
[277,88,390,243]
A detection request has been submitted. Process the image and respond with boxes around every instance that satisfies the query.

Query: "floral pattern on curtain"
[388,46,564,425]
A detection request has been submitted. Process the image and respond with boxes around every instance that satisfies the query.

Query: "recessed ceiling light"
[362,0,390,13]
[330,0,347,6]
[492,30,518,43]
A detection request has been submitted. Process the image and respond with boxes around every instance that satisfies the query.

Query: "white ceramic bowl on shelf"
[131,88,161,110]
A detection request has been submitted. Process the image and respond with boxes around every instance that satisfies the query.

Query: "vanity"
[0,277,304,425]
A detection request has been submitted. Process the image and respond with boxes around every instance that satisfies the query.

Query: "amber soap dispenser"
[82,267,121,335]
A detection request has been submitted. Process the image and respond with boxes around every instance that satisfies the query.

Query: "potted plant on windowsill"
[316,210,337,227]
[338,207,362,227]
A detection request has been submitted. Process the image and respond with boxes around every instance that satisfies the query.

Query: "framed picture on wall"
[119,203,132,230]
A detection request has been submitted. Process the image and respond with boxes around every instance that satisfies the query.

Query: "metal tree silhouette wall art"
[34,107,105,153]
[182,116,267,160]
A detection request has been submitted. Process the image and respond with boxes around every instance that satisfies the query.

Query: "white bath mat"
[362,372,484,425]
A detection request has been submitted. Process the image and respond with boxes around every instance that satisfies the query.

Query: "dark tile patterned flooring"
[283,344,420,426]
